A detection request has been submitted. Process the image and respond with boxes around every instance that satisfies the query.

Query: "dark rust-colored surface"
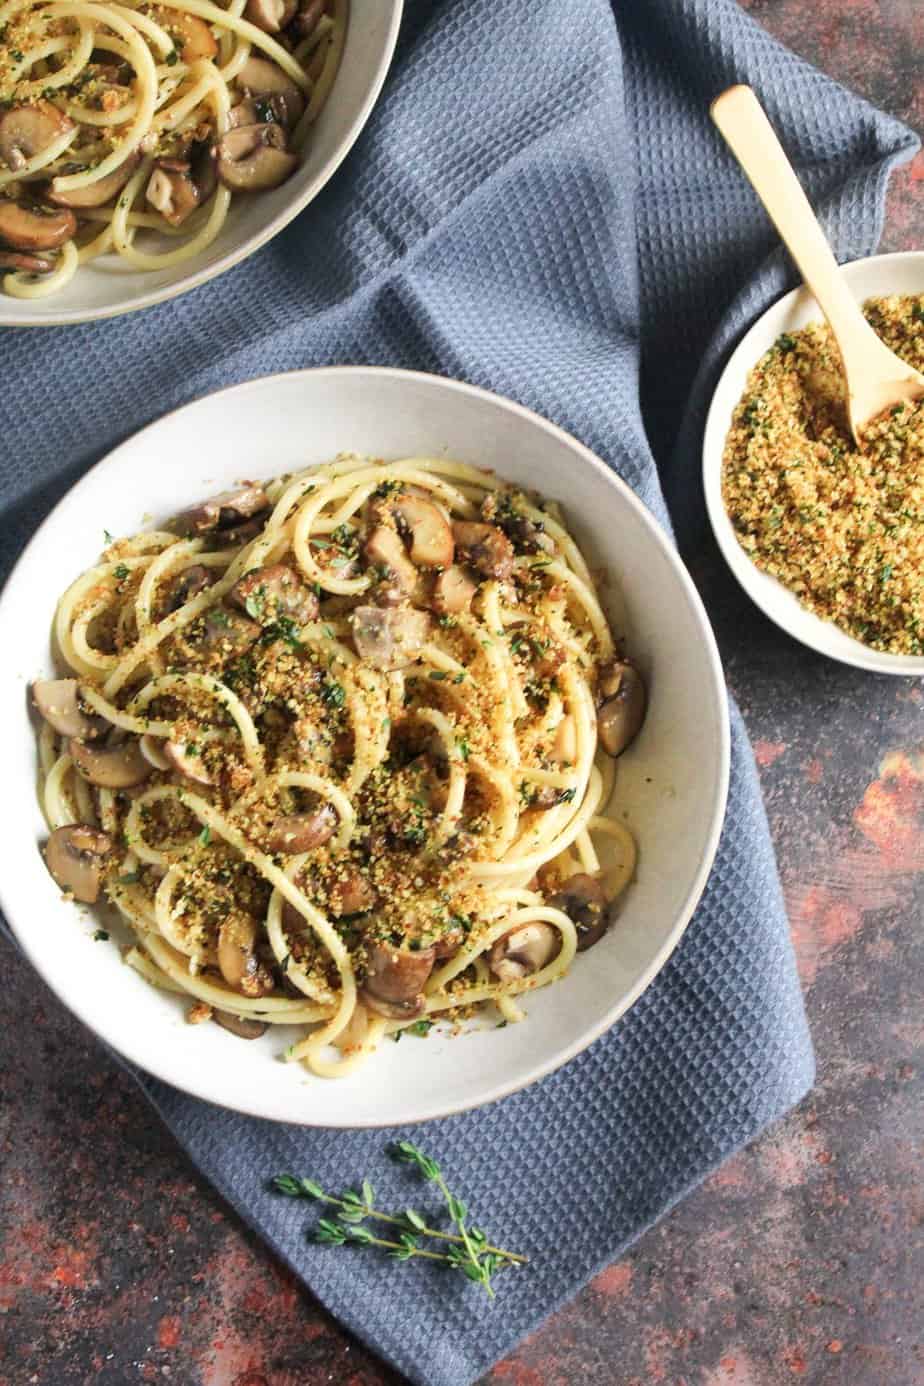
[2,6,923,1385]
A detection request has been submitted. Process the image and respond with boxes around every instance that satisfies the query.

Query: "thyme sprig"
[272,1142,527,1297]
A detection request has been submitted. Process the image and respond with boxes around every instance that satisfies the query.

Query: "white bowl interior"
[0,369,729,1125]
[2,0,402,328]
[704,250,924,676]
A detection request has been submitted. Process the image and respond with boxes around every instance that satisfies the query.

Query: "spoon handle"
[710,85,879,380]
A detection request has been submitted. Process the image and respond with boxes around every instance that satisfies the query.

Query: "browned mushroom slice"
[153,7,218,61]
[45,824,112,903]
[0,101,73,171]
[483,497,556,555]
[364,526,418,604]
[0,250,54,274]
[359,941,436,1020]
[329,870,377,917]
[351,606,430,671]
[293,0,324,36]
[217,915,274,996]
[236,56,305,127]
[433,924,465,959]
[174,483,269,535]
[431,565,476,615]
[244,0,295,32]
[166,563,212,611]
[267,803,337,854]
[596,661,647,758]
[47,153,140,209]
[451,521,515,581]
[70,736,151,789]
[213,1010,268,1039]
[391,494,454,568]
[489,922,558,982]
[163,739,212,784]
[229,563,319,626]
[145,158,199,226]
[548,872,609,952]
[0,202,76,252]
[32,679,105,740]
[197,606,261,659]
[216,122,297,191]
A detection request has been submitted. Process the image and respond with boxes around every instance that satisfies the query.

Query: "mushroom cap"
[217,915,274,996]
[362,941,436,1006]
[597,662,647,758]
[166,563,212,611]
[45,824,112,903]
[0,250,54,273]
[70,736,152,789]
[266,804,337,854]
[293,0,325,36]
[351,605,430,671]
[229,562,319,626]
[451,520,515,581]
[146,160,200,227]
[33,679,105,740]
[153,7,218,61]
[163,739,212,784]
[213,1010,268,1039]
[391,493,455,569]
[0,101,73,168]
[215,122,298,192]
[173,483,269,535]
[244,0,296,33]
[236,56,305,127]
[364,525,419,603]
[47,153,140,209]
[548,872,609,951]
[328,870,377,918]
[431,565,476,615]
[489,921,559,981]
[0,201,76,252]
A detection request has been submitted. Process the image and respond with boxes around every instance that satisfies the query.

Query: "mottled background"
[2,3,923,1384]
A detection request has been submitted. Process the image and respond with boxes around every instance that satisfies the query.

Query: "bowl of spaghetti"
[0,368,729,1125]
[0,0,401,325]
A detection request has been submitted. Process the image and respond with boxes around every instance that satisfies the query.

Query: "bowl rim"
[0,0,404,330]
[0,366,731,1125]
[703,249,924,676]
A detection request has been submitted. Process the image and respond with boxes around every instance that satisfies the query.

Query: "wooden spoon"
[711,84,924,443]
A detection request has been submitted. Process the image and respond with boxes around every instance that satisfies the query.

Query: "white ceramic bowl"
[1,0,402,329]
[704,250,924,675]
[0,368,730,1125]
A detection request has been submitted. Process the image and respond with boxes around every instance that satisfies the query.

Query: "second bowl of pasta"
[0,0,401,324]
[0,367,729,1125]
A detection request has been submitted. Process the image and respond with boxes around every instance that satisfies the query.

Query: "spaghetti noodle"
[0,0,346,298]
[35,455,647,1078]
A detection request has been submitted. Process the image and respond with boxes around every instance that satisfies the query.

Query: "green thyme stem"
[352,1233,458,1263]
[317,1192,526,1263]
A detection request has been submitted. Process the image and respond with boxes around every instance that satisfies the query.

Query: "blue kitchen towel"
[0,1,917,1382]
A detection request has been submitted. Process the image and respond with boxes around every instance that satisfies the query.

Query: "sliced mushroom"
[548,872,610,952]
[0,201,75,252]
[218,915,274,996]
[329,870,377,917]
[166,563,212,611]
[431,565,476,615]
[267,803,337,853]
[229,563,319,626]
[154,8,218,61]
[0,101,73,171]
[173,483,269,535]
[210,517,264,549]
[163,739,212,785]
[389,493,454,568]
[236,55,305,127]
[351,606,430,671]
[483,497,555,555]
[196,606,261,659]
[146,159,199,227]
[293,0,325,36]
[364,526,418,604]
[489,921,559,982]
[597,661,647,758]
[140,733,172,770]
[451,521,515,581]
[45,824,112,903]
[32,679,105,740]
[552,715,576,765]
[0,250,54,274]
[360,940,435,1020]
[70,736,151,789]
[216,121,297,191]
[433,925,464,959]
[213,1010,268,1039]
[244,0,295,32]
[47,153,140,209]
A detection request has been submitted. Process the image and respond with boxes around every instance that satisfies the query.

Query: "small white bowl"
[1,0,402,328]
[0,368,729,1126]
[704,250,924,676]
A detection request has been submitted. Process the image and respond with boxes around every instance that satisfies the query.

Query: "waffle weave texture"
[0,2,917,1382]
